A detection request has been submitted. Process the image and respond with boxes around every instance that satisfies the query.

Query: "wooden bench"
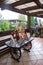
[0,30,15,56]
[0,35,11,56]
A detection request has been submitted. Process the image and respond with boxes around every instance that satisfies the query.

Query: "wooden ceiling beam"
[29,11,43,15]
[0,0,43,18]
[21,6,40,12]
[10,0,33,7]
[0,0,4,3]
[27,12,43,17]
[0,0,4,5]
[11,7,27,15]
[33,0,42,8]
[26,11,43,18]
[0,4,28,15]
[29,14,43,18]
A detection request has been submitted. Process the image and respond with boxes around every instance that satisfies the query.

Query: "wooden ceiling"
[0,0,43,18]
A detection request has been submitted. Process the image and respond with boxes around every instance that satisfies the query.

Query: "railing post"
[27,15,31,32]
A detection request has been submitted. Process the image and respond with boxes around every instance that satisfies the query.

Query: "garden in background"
[0,14,27,32]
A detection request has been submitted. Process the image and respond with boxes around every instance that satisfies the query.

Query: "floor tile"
[0,37,43,65]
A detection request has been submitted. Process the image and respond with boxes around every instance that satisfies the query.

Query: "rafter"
[10,0,33,7]
[21,6,40,12]
[29,14,43,18]
[30,15,43,18]
[29,11,43,15]
[0,0,43,18]
[26,11,43,18]
[0,0,4,5]
[11,7,27,15]
[0,0,4,2]
[0,4,27,15]
[33,0,42,8]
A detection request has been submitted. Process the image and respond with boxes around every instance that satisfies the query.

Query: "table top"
[5,38,33,48]
[5,40,20,48]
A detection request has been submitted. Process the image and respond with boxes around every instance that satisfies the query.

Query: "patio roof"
[0,0,43,18]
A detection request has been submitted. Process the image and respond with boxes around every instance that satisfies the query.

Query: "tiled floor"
[0,37,43,65]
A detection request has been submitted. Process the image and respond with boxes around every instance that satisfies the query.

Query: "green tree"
[1,20,10,31]
[18,14,27,29]
[0,20,3,32]
[18,14,26,21]
[21,22,27,29]
[30,16,35,27]
[11,25,17,30]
